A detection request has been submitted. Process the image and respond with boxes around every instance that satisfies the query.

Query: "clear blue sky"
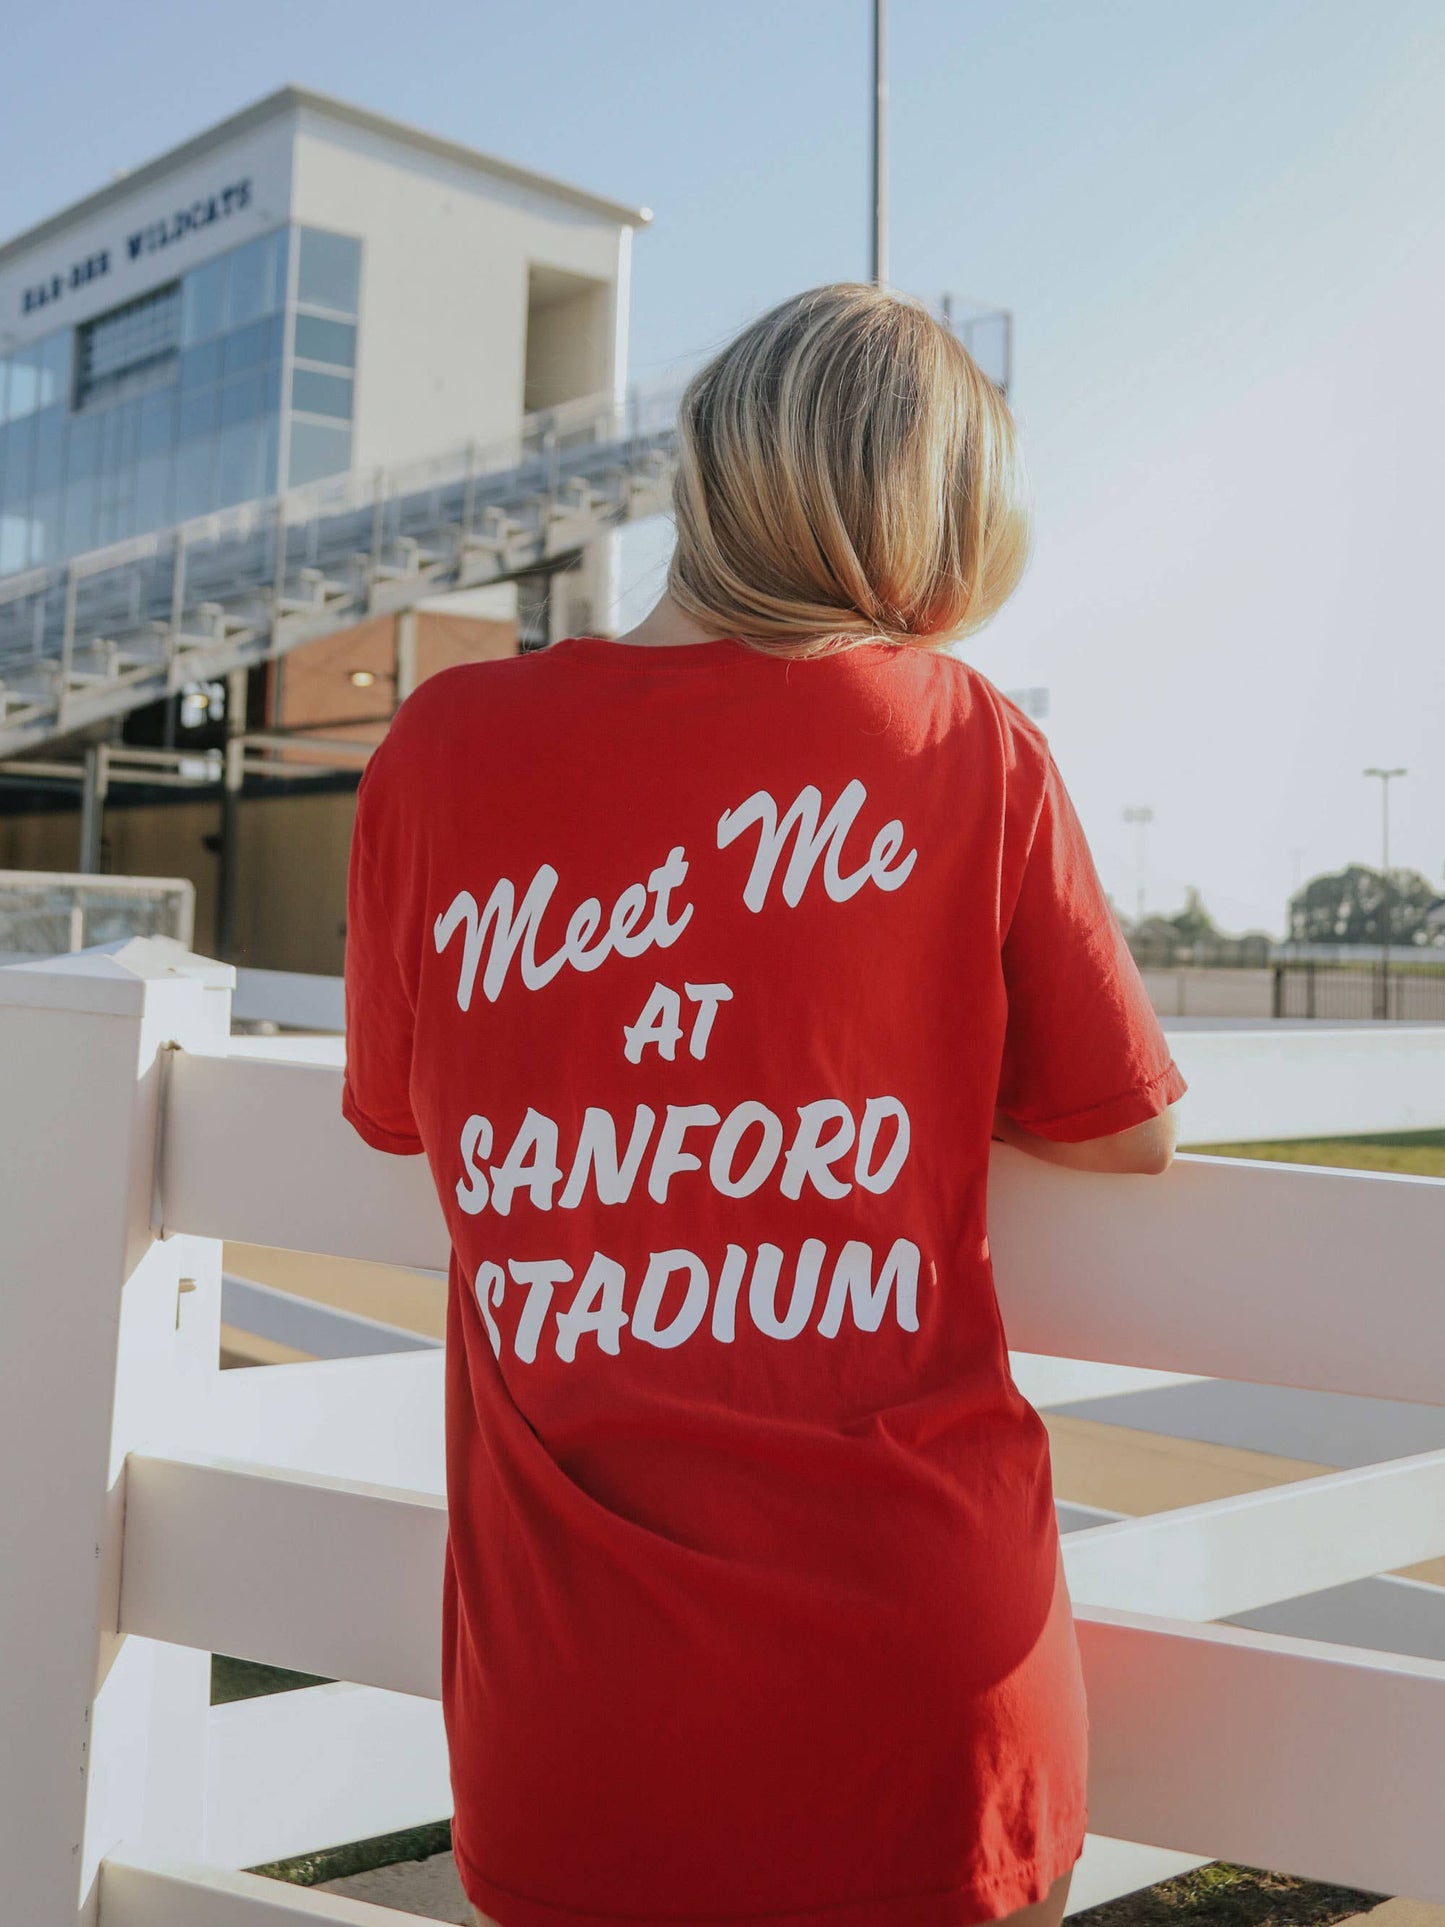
[4,0,1441,933]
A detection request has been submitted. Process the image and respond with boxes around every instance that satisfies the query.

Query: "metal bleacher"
[0,299,1014,762]
[0,386,682,758]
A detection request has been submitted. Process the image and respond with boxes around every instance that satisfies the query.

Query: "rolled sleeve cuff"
[1007,1059,1187,1144]
[341,1078,425,1156]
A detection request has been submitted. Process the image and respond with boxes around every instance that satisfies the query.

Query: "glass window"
[175,436,215,519]
[178,386,219,443]
[216,420,266,508]
[220,371,264,427]
[0,420,29,508]
[0,513,28,574]
[0,358,9,426]
[38,333,72,409]
[258,414,280,496]
[29,493,60,566]
[96,472,137,549]
[8,345,41,420]
[222,318,273,377]
[291,368,352,420]
[63,478,96,554]
[265,226,289,311]
[293,313,356,369]
[180,340,223,391]
[135,453,173,532]
[287,417,351,488]
[3,412,36,500]
[138,390,177,459]
[75,284,181,409]
[114,478,140,544]
[181,254,227,346]
[104,399,142,478]
[226,238,265,329]
[31,405,64,494]
[65,411,101,483]
[83,288,179,381]
[297,229,361,315]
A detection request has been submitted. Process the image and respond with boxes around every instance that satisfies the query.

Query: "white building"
[0,91,655,969]
[0,85,650,631]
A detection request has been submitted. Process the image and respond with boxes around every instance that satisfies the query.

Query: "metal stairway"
[0,386,681,758]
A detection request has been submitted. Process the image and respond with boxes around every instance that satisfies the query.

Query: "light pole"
[871,0,888,287]
[1363,766,1406,1018]
[1123,805,1154,930]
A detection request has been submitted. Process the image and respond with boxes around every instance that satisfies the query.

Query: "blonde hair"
[665,283,1030,660]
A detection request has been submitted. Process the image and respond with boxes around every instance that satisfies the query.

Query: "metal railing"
[0,291,1017,763]
[0,384,684,757]
[0,865,194,960]
[1272,959,1445,1022]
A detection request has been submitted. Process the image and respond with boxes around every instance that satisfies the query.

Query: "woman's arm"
[992,1103,1178,1176]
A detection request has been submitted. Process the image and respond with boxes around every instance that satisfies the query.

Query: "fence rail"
[0,866,194,959]
[1,934,1442,1924]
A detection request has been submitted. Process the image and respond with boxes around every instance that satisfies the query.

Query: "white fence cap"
[0,934,235,1015]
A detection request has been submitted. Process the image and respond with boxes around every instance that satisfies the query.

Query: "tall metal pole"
[1364,766,1406,1018]
[78,743,107,874]
[1124,805,1154,929]
[871,0,888,287]
[215,668,250,962]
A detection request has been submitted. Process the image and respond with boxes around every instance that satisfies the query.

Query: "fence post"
[0,937,233,1922]
[1271,961,1284,1020]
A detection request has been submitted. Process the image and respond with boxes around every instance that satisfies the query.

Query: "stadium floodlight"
[1363,766,1407,1012]
[871,0,887,287]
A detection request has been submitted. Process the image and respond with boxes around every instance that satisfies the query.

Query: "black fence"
[1272,961,1445,1021]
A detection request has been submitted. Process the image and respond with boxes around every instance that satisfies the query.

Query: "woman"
[343,283,1185,1927]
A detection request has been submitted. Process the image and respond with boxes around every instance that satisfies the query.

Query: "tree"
[1288,865,1439,946]
[1124,888,1274,966]
[1165,886,1219,947]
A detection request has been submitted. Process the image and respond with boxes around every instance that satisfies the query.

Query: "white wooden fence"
[1,936,1442,1925]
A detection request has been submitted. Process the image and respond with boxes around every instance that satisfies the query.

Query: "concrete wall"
[292,108,625,470]
[1143,968,1275,1019]
[524,268,614,410]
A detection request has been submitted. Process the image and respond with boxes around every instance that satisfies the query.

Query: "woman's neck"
[609,594,732,649]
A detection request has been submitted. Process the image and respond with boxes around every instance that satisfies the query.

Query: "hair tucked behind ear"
[664,283,1030,659]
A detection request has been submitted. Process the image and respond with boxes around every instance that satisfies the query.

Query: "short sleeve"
[997,751,1186,1142]
[342,754,424,1156]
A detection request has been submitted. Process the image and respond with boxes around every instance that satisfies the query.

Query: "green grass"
[1075,1862,1384,1927]
[211,1655,452,1883]
[211,1655,330,1705]
[244,1842,1386,1922]
[1188,1128,1445,1179]
[247,1820,454,1889]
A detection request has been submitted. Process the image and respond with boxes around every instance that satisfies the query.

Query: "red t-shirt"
[342,635,1186,1927]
